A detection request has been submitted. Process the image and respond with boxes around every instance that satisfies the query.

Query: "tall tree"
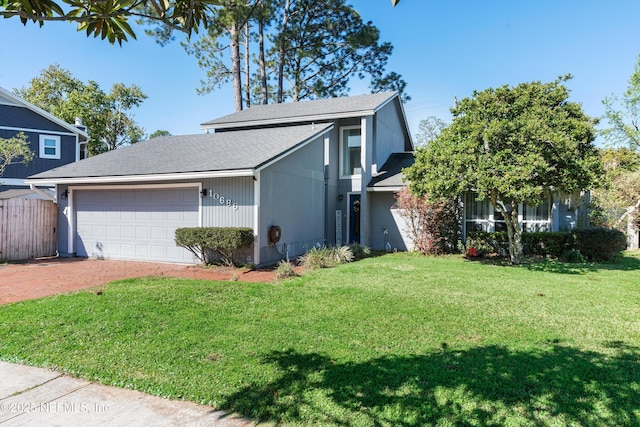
[414,116,448,147]
[404,77,603,264]
[271,0,407,102]
[16,65,147,155]
[181,0,258,111]
[602,54,640,150]
[0,133,34,178]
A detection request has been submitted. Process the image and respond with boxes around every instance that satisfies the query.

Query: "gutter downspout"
[29,183,56,202]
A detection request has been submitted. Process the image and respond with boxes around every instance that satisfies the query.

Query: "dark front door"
[348,194,361,244]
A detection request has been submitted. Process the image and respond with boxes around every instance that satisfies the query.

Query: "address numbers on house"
[212,192,239,211]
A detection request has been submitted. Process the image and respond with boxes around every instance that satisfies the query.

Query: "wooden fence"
[0,199,57,261]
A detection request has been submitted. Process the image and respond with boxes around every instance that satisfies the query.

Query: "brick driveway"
[0,257,278,305]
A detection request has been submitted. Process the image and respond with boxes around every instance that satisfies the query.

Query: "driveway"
[0,257,278,305]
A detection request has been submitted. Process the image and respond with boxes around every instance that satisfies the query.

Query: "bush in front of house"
[394,188,460,255]
[521,232,575,257]
[175,227,254,266]
[467,228,627,262]
[465,231,509,256]
[299,245,357,270]
[572,228,627,261]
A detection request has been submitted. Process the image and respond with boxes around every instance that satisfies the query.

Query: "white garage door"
[75,187,199,263]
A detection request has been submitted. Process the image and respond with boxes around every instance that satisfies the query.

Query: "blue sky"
[1,0,639,143]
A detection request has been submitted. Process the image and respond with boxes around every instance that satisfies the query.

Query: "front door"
[348,193,361,244]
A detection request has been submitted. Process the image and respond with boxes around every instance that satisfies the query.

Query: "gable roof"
[0,87,89,142]
[26,123,333,184]
[367,152,415,191]
[201,92,401,130]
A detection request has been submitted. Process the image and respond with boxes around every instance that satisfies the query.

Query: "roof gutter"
[29,184,56,201]
[25,169,255,186]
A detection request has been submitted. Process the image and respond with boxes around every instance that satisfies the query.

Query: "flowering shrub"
[467,247,479,257]
[394,188,460,255]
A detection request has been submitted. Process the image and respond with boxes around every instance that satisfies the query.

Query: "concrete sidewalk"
[0,361,254,426]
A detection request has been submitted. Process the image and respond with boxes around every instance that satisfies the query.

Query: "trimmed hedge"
[572,228,627,261]
[175,227,254,266]
[466,228,626,261]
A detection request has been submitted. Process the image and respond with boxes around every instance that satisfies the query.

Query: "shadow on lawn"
[220,344,640,426]
[523,254,640,275]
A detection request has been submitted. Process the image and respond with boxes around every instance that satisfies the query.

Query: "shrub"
[465,232,509,256]
[347,243,372,260]
[572,228,627,261]
[299,245,356,270]
[299,246,335,270]
[564,249,586,263]
[395,188,460,255]
[274,260,297,279]
[521,232,575,257]
[175,227,254,266]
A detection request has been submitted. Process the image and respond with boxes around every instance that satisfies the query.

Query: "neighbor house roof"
[26,123,333,185]
[202,92,401,130]
[367,152,415,192]
[0,87,89,143]
[0,188,54,200]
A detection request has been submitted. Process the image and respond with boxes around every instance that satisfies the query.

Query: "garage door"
[75,187,199,263]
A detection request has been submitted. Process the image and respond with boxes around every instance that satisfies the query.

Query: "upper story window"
[39,135,61,159]
[340,126,361,177]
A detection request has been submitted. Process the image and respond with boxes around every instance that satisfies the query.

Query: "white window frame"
[464,192,552,234]
[39,135,61,159]
[339,125,362,178]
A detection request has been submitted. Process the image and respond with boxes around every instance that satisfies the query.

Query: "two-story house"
[0,87,89,196]
[27,92,414,265]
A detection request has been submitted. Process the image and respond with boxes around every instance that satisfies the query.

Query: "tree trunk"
[492,195,523,264]
[276,0,291,103]
[230,20,243,111]
[243,23,251,108]
[258,13,268,104]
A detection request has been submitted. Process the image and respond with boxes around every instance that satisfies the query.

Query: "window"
[39,135,61,159]
[464,192,552,233]
[340,126,361,177]
[523,196,551,232]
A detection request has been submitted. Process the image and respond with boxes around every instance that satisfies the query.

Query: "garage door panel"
[75,188,199,263]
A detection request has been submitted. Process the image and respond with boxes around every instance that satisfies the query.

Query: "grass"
[1,252,639,426]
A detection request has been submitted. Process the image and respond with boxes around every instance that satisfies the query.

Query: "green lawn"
[1,253,639,426]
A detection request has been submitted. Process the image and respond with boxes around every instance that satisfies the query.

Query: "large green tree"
[602,54,640,150]
[404,77,603,264]
[0,133,34,179]
[15,65,147,155]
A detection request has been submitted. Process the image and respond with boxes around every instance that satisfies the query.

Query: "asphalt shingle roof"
[201,92,398,129]
[368,152,415,189]
[28,123,332,181]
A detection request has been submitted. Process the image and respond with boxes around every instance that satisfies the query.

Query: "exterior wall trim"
[366,186,403,192]
[203,113,369,131]
[0,126,78,137]
[26,169,254,185]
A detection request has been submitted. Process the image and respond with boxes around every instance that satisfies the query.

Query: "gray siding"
[368,192,411,251]
[259,134,326,264]
[373,101,410,170]
[201,176,254,228]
